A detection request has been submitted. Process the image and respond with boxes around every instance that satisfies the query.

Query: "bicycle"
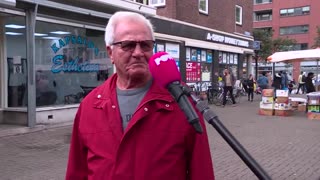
[207,84,223,105]
[214,87,241,106]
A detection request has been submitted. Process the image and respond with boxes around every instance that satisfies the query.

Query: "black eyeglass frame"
[112,40,155,52]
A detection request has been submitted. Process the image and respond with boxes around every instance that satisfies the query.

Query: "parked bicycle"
[208,85,242,106]
[207,84,223,105]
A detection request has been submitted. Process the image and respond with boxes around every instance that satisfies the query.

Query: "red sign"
[186,62,201,82]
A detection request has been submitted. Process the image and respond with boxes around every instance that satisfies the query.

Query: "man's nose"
[132,43,144,54]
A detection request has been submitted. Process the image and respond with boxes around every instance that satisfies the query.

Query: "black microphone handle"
[167,82,203,134]
[190,94,271,180]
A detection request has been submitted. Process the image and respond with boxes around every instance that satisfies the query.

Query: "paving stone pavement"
[208,94,320,180]
[0,94,320,180]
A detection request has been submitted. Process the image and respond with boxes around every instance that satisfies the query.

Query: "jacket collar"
[92,74,174,108]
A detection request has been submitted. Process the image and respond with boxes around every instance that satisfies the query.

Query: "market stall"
[259,89,307,116]
[267,48,320,89]
[306,92,320,120]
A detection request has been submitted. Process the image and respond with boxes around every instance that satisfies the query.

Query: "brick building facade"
[253,0,320,80]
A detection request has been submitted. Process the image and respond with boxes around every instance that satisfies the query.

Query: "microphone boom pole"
[168,81,203,133]
[183,86,271,180]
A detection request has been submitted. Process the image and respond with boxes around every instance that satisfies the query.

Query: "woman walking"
[247,74,255,102]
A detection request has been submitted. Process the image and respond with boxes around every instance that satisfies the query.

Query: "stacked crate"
[307,92,320,120]
[290,99,307,112]
[259,89,274,116]
[274,90,292,116]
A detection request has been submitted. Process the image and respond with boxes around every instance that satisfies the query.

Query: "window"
[3,13,27,107]
[199,0,208,14]
[34,21,112,106]
[280,6,310,17]
[302,6,310,14]
[149,0,165,7]
[292,43,308,50]
[280,9,287,16]
[287,9,294,16]
[279,25,309,35]
[255,0,272,4]
[255,11,272,21]
[235,5,242,25]
[132,0,148,5]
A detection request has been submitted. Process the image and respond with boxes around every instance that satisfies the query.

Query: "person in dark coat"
[246,74,255,102]
[272,72,282,90]
[305,72,316,93]
[280,71,288,90]
[257,72,268,90]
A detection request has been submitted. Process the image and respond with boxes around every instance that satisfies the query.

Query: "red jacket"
[66,74,214,180]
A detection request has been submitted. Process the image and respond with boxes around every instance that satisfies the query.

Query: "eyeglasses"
[112,40,155,52]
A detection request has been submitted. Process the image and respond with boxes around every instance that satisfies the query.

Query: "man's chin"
[129,70,150,79]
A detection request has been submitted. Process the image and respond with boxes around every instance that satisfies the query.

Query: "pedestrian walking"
[247,74,255,102]
[222,69,236,107]
[296,71,306,94]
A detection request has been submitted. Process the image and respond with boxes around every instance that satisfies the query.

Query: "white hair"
[104,11,155,46]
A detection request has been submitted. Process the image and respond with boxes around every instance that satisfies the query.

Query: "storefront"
[0,1,254,127]
[0,1,125,126]
[151,17,254,93]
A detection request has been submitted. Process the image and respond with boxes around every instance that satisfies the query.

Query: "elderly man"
[66,11,214,180]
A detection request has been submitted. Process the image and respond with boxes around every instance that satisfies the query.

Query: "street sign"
[253,41,261,50]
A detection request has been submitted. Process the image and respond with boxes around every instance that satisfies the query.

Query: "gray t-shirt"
[116,80,152,131]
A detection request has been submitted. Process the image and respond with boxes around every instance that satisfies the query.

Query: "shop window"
[2,14,27,107]
[34,21,112,106]
[218,52,238,80]
[186,48,213,94]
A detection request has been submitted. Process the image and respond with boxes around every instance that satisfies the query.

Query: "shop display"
[259,89,274,116]
[261,89,274,97]
[274,90,292,117]
[306,92,320,120]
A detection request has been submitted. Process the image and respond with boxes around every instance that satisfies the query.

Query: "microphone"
[149,52,203,133]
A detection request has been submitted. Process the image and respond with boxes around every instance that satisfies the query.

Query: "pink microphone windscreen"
[149,52,181,88]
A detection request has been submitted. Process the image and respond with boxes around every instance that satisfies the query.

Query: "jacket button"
[112,105,116,109]
[97,94,101,98]
[144,107,148,111]
[165,104,170,107]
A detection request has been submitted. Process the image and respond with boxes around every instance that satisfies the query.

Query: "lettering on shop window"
[50,35,100,73]
[51,55,99,73]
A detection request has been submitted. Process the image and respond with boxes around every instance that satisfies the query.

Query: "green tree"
[253,29,272,62]
[312,26,320,48]
[253,29,297,62]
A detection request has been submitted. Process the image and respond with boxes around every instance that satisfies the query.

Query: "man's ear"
[106,46,114,64]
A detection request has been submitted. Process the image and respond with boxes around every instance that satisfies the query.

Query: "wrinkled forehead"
[114,19,152,39]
